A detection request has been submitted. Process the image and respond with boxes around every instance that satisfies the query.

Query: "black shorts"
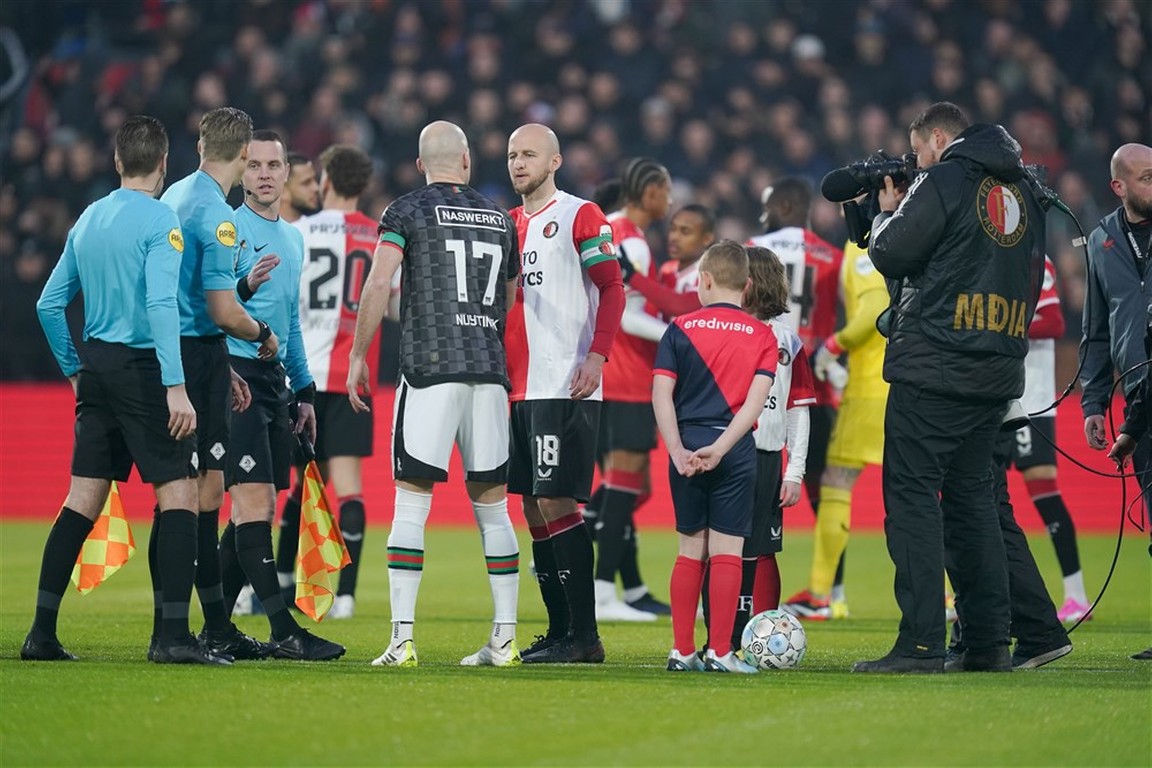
[806,404,837,478]
[182,335,231,471]
[745,449,784,556]
[597,400,657,455]
[668,426,757,538]
[225,357,293,490]
[1011,416,1057,470]
[314,391,374,461]
[72,340,197,485]
[508,399,600,502]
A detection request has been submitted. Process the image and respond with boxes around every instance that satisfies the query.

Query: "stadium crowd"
[1,0,1149,379]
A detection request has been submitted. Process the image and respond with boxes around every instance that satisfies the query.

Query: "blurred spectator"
[2,0,1149,379]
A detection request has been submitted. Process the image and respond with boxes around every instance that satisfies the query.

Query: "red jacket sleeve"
[587,259,625,359]
[629,272,702,318]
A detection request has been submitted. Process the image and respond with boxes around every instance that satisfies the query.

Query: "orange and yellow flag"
[70,481,135,594]
[295,461,351,621]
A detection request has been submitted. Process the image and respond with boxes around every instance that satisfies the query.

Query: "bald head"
[1110,143,1152,222]
[509,123,560,156]
[1111,143,1152,181]
[417,120,470,182]
[508,123,562,203]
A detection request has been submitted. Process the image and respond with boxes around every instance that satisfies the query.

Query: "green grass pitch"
[1,522,1149,766]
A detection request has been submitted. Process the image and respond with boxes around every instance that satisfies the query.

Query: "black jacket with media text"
[869,123,1046,401]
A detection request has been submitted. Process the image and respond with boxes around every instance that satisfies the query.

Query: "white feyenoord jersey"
[507,191,615,401]
[1021,257,1059,414]
[295,209,379,392]
[754,319,818,452]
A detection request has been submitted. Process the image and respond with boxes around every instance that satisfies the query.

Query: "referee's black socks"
[148,506,162,640]
[157,509,198,641]
[30,507,93,640]
[218,521,245,615]
[235,521,299,639]
[195,509,231,632]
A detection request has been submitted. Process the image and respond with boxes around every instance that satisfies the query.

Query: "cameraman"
[853,102,1046,674]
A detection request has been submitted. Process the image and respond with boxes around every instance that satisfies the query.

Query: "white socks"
[387,488,432,625]
[473,498,519,626]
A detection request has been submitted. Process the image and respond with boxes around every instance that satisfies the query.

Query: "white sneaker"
[328,595,355,620]
[703,649,759,674]
[232,584,256,616]
[460,638,521,667]
[666,648,704,671]
[597,598,657,622]
[371,639,418,667]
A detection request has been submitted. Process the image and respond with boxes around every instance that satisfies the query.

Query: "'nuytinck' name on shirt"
[456,313,499,329]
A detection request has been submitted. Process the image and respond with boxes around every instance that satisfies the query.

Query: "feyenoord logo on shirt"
[542,221,558,238]
[977,177,1027,247]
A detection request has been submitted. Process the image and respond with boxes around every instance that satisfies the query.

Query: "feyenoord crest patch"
[543,221,559,238]
[777,346,793,366]
[977,177,1027,247]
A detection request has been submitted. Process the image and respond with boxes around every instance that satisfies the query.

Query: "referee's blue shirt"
[161,170,239,337]
[37,188,186,386]
[229,203,313,392]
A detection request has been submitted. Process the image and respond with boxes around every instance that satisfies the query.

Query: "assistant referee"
[25,116,224,664]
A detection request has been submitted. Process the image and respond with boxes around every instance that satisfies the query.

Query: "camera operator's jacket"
[869,123,1046,402]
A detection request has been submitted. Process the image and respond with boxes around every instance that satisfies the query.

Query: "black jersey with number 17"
[378,182,520,389]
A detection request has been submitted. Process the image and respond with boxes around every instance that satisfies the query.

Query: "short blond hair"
[199,107,253,162]
[699,240,749,292]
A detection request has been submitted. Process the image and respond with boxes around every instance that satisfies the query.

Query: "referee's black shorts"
[72,339,197,485]
[225,356,294,490]
[181,334,231,471]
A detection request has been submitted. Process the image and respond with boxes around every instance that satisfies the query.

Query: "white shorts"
[392,377,509,483]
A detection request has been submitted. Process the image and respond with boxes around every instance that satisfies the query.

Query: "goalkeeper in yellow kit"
[783,241,888,620]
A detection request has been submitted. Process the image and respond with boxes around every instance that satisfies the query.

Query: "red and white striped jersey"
[295,209,380,393]
[754,319,818,452]
[507,191,617,402]
[1022,256,1059,414]
[746,226,843,404]
[603,212,664,402]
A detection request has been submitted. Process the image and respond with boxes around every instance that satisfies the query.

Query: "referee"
[159,107,279,661]
[25,116,225,664]
[220,130,344,661]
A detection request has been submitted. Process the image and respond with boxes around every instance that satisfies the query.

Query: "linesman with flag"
[24,116,217,664]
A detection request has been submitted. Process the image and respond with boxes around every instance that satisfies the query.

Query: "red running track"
[0,383,1125,531]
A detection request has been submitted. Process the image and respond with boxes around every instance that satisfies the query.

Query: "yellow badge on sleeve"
[168,228,184,252]
[216,221,237,247]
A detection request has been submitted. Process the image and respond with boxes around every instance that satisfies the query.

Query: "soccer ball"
[741,609,807,670]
